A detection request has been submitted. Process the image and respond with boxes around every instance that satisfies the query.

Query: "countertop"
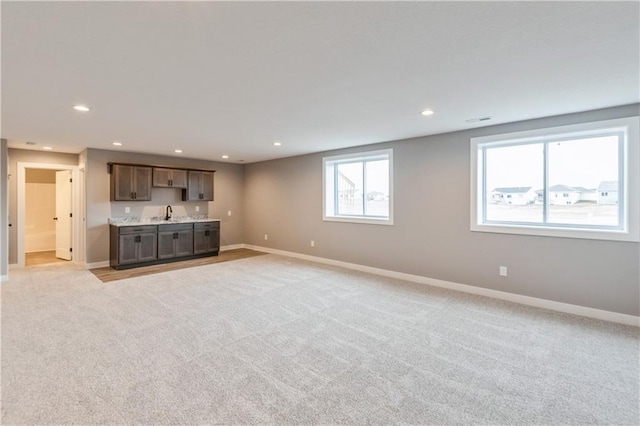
[109,218,220,227]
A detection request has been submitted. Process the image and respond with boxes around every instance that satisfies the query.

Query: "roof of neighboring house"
[597,181,618,191]
[573,186,595,192]
[492,187,532,194]
[548,184,579,192]
[337,170,355,187]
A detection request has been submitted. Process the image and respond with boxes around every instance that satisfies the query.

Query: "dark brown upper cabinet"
[152,168,188,188]
[111,164,152,201]
[183,171,214,201]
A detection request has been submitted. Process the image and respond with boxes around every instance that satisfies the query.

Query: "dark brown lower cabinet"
[158,223,193,259]
[110,221,220,270]
[194,222,220,254]
[110,225,158,267]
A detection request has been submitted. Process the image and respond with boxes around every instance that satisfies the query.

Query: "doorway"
[22,168,72,266]
[16,162,84,268]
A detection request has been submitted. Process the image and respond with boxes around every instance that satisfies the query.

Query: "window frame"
[323,148,393,225]
[470,117,639,242]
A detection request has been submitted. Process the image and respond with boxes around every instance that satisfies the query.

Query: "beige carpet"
[2,255,638,424]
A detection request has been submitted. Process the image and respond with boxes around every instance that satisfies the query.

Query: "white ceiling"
[2,1,639,163]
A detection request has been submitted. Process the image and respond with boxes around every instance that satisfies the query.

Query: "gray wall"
[244,104,640,316]
[85,149,244,264]
[1,140,8,278]
[7,149,79,264]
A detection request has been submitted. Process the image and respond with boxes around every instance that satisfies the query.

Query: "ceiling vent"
[466,116,492,123]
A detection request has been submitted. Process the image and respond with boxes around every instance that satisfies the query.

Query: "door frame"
[16,162,84,268]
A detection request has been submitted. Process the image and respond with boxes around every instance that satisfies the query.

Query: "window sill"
[471,222,639,242]
[324,216,394,226]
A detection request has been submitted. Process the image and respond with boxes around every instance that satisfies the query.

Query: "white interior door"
[55,170,73,260]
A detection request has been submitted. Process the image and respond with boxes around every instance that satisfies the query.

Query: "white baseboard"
[85,261,110,269]
[0,274,7,282]
[221,244,244,251]
[245,244,640,327]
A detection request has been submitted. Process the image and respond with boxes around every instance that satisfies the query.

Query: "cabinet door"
[157,231,176,259]
[175,230,193,257]
[193,229,208,254]
[118,234,139,264]
[207,228,220,252]
[153,168,188,188]
[170,169,188,188]
[137,233,158,262]
[152,168,172,187]
[201,172,214,201]
[186,171,202,201]
[134,167,153,201]
[113,165,134,201]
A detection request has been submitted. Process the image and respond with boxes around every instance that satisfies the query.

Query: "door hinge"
[69,178,73,183]
[70,213,73,218]
[69,247,73,252]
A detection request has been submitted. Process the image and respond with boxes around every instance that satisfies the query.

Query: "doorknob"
[53,217,58,221]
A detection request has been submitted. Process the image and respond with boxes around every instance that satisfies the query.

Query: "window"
[323,149,393,225]
[471,117,639,241]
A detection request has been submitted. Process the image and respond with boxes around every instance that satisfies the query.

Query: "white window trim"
[323,148,394,225]
[470,116,640,242]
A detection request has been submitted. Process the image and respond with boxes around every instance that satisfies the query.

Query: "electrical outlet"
[499,266,508,277]
[125,207,130,213]
[264,234,268,240]
[195,206,200,212]
[310,240,315,247]
[228,210,232,216]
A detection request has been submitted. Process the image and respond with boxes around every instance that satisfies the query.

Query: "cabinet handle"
[205,230,210,236]
[173,232,178,239]
[169,179,173,186]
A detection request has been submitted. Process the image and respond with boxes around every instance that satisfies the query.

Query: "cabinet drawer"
[194,222,219,230]
[158,223,193,232]
[118,225,157,235]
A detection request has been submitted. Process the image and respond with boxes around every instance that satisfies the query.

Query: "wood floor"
[90,248,267,283]
[25,251,69,267]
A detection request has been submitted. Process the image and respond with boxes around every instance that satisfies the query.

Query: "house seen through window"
[471,117,639,241]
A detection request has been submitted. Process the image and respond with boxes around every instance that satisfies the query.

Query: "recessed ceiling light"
[222,155,229,159]
[42,146,53,150]
[73,105,90,112]
[273,141,282,146]
[421,109,435,116]
[174,149,183,153]
[112,142,122,146]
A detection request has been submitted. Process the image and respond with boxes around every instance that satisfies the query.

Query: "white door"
[55,170,72,260]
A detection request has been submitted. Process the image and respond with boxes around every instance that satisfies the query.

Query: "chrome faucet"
[165,205,172,220]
